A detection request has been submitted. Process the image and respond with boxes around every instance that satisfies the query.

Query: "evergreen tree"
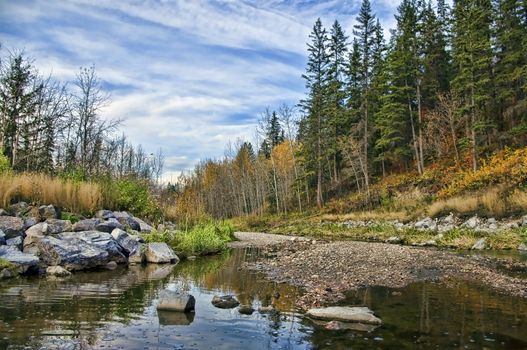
[299,18,329,207]
[452,0,494,171]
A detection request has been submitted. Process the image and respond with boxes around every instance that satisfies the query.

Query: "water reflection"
[0,247,526,349]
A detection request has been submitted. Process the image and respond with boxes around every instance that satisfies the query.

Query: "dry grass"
[0,172,101,214]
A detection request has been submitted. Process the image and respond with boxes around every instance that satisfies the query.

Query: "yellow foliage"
[0,172,101,214]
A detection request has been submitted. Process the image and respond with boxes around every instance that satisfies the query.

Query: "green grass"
[0,258,15,270]
[142,222,235,258]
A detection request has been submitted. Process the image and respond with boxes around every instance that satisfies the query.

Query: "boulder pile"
[0,202,176,279]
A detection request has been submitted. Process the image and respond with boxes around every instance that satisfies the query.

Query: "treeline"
[174,0,527,220]
[0,47,163,182]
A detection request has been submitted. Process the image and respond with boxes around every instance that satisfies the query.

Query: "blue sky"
[0,0,401,182]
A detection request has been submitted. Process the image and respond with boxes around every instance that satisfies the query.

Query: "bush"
[102,178,161,221]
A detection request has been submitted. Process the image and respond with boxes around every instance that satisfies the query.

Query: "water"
[0,248,526,349]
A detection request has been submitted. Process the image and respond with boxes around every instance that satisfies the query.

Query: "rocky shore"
[0,202,178,279]
[238,232,527,310]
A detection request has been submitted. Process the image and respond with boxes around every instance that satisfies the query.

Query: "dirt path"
[233,232,527,310]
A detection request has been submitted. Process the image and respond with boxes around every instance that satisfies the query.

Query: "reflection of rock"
[212,295,239,309]
[129,263,174,280]
[316,320,380,332]
[306,306,382,325]
[157,310,195,325]
[157,290,195,312]
[238,304,255,315]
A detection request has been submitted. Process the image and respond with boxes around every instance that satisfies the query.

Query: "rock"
[0,245,40,274]
[134,217,153,233]
[115,216,141,231]
[518,243,527,251]
[414,217,436,230]
[422,240,437,247]
[0,209,10,216]
[441,213,456,225]
[37,235,109,271]
[238,304,255,315]
[72,218,101,232]
[128,243,146,264]
[95,209,115,220]
[463,216,480,230]
[306,306,382,325]
[522,215,527,227]
[504,222,519,229]
[38,205,60,220]
[438,224,455,233]
[103,261,118,270]
[23,223,50,255]
[95,218,124,233]
[113,211,132,219]
[386,236,402,244]
[0,216,25,239]
[157,290,196,312]
[258,305,276,314]
[472,238,486,250]
[45,219,72,234]
[145,243,179,264]
[8,202,30,216]
[111,228,140,256]
[487,218,497,224]
[59,231,126,264]
[212,295,239,309]
[46,265,71,277]
[23,217,37,230]
[0,268,13,279]
[6,236,23,250]
[0,230,5,245]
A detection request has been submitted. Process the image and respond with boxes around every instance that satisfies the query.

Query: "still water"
[0,248,526,349]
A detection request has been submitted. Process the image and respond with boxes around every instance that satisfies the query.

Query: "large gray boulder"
[23,217,37,230]
[44,219,72,234]
[134,217,153,233]
[111,228,139,256]
[145,243,178,263]
[38,205,60,220]
[72,218,101,232]
[157,290,196,312]
[306,306,383,325]
[37,235,109,271]
[59,231,126,264]
[0,216,25,239]
[0,245,40,274]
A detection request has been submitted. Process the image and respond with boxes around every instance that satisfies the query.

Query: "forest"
[172,0,527,222]
[1,0,527,224]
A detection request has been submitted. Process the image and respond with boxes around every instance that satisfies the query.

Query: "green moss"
[0,258,15,270]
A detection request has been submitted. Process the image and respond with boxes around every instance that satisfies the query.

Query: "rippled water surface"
[0,248,526,349]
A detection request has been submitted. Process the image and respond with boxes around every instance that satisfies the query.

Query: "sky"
[0,0,401,182]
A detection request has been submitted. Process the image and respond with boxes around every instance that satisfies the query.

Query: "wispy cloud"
[0,0,399,181]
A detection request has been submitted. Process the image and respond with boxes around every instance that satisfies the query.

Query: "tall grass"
[0,172,101,214]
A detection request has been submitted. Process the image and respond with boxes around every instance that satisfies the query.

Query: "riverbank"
[236,232,527,310]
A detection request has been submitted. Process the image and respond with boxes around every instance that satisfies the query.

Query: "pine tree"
[300,18,329,208]
[452,0,494,171]
[327,20,348,183]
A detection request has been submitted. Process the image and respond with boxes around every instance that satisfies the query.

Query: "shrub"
[102,178,161,221]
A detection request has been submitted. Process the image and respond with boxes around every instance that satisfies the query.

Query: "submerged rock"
[238,304,255,315]
[306,306,382,325]
[46,265,71,277]
[157,290,196,312]
[472,238,486,250]
[322,320,379,332]
[0,245,40,274]
[211,295,239,309]
[37,236,109,271]
[145,243,178,263]
[0,216,25,239]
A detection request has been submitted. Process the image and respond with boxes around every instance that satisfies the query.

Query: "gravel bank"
[236,233,527,310]
[228,231,308,248]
